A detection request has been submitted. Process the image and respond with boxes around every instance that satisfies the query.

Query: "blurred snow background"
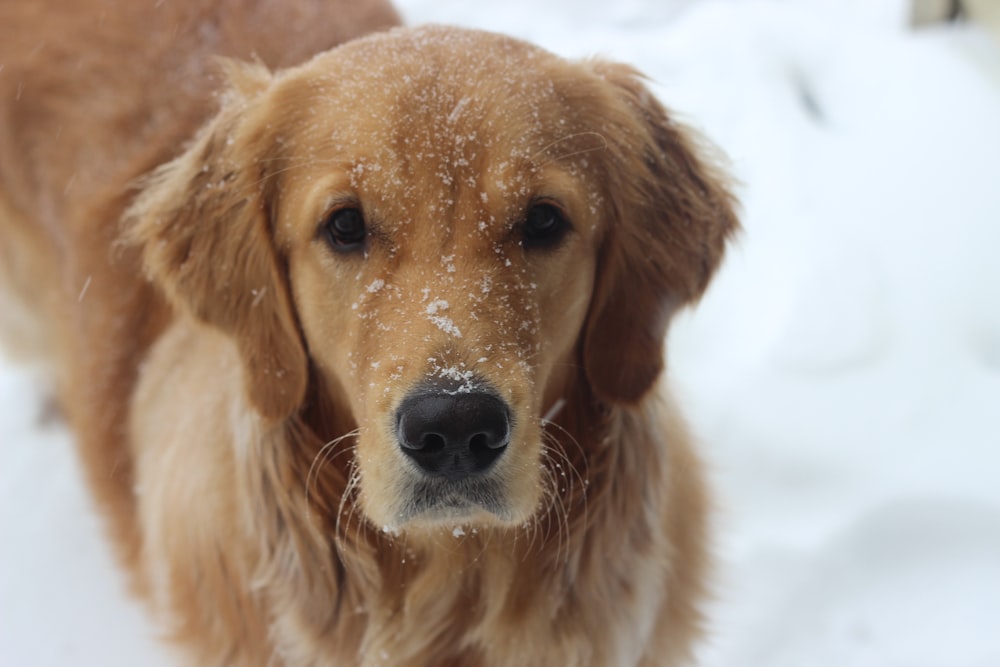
[2,0,999,665]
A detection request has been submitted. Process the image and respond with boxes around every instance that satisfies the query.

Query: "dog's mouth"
[399,476,511,525]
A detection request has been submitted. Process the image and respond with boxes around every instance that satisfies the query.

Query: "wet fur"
[0,3,738,666]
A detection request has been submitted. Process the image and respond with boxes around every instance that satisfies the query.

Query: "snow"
[425,298,463,338]
[3,0,1000,664]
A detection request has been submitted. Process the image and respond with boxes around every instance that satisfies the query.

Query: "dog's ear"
[582,62,740,404]
[125,62,307,423]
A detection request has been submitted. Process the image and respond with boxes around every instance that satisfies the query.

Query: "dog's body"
[0,2,738,665]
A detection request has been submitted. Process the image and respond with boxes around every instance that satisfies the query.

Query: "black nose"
[396,390,510,480]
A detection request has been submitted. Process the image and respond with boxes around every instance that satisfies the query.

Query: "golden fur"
[0,2,739,665]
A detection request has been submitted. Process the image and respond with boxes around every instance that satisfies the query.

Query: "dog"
[0,2,739,665]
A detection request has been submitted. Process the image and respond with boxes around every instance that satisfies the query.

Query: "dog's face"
[130,27,737,533]
[278,34,607,529]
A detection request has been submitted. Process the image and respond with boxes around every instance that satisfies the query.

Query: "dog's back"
[0,0,399,367]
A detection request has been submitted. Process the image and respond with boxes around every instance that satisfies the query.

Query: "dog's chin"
[405,477,512,525]
[367,475,536,534]
[401,500,509,531]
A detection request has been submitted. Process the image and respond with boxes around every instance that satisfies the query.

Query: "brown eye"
[323,207,366,252]
[523,203,570,250]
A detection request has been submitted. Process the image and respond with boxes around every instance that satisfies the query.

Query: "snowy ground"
[3,1,1000,665]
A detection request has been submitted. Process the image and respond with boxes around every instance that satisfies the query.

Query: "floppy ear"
[125,62,307,423]
[582,62,740,404]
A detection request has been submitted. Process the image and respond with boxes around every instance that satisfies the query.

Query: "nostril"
[469,432,488,452]
[468,430,506,474]
[400,429,449,452]
[469,431,506,453]
[422,432,446,452]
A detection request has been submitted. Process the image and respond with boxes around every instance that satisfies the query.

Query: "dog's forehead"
[318,25,565,108]
[274,27,608,242]
[313,32,587,149]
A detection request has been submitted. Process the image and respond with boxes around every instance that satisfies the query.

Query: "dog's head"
[128,26,737,534]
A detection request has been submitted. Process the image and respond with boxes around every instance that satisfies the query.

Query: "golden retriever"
[0,1,739,665]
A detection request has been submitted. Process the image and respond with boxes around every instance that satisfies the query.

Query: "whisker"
[542,418,590,496]
[538,459,564,563]
[539,417,590,563]
[541,398,566,425]
[335,463,362,551]
[531,131,609,167]
[548,448,587,560]
[305,428,360,515]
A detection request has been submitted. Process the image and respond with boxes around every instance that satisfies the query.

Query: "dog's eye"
[522,203,570,250]
[323,208,366,252]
